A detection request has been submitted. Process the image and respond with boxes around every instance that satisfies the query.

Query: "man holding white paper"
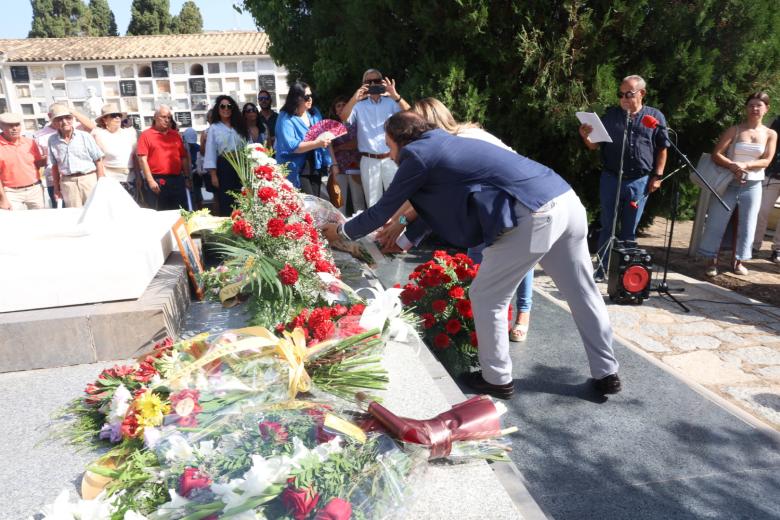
[578,74,670,281]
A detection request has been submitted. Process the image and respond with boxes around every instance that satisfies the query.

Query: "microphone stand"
[663,132,731,212]
[597,110,630,281]
[652,163,689,312]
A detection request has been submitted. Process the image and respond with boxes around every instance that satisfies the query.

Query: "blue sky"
[2,0,258,38]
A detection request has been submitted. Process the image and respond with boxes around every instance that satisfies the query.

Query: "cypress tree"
[88,0,118,36]
[127,0,172,36]
[29,0,92,38]
[173,0,203,34]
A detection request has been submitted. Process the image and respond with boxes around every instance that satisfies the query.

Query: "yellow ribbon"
[273,328,312,398]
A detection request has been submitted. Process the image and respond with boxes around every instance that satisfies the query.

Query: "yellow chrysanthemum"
[135,391,170,428]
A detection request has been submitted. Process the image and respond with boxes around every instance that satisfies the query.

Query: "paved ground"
[376,240,780,519]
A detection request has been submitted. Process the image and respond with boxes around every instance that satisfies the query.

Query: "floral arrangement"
[399,250,513,377]
[275,303,367,344]
[198,143,342,327]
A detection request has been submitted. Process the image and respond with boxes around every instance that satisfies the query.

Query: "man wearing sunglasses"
[257,90,278,148]
[579,74,670,281]
[341,68,411,208]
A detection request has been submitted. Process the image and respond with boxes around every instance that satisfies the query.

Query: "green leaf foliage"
[29,0,93,38]
[241,0,780,222]
[127,0,172,35]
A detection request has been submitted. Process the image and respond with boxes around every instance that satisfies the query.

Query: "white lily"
[106,384,132,423]
[163,434,194,463]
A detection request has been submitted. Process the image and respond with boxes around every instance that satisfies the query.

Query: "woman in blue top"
[275,81,338,194]
[205,95,248,216]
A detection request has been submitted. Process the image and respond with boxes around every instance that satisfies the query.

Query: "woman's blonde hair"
[412,97,479,135]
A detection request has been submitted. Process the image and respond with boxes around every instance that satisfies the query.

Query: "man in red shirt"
[0,112,47,210]
[137,105,191,210]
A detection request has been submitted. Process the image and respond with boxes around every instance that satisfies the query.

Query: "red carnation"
[434,333,450,349]
[279,263,299,285]
[258,421,289,443]
[422,313,435,329]
[432,299,448,314]
[267,218,286,237]
[254,164,274,178]
[257,186,278,202]
[230,209,242,220]
[311,320,336,342]
[275,204,293,219]
[315,498,353,520]
[232,219,255,239]
[445,318,462,334]
[303,244,321,262]
[255,145,268,152]
[178,467,211,498]
[286,222,306,239]
[304,214,313,224]
[448,286,465,299]
[346,303,366,316]
[455,299,473,319]
[281,484,320,520]
[314,259,334,273]
[433,250,449,259]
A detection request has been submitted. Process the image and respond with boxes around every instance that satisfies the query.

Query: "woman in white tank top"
[698,92,778,276]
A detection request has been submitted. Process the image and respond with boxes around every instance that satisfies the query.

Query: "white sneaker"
[733,263,749,276]
[705,265,718,277]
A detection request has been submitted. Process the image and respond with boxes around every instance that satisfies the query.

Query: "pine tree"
[241,0,780,221]
[172,0,203,34]
[127,0,172,36]
[29,0,92,38]
[88,0,118,36]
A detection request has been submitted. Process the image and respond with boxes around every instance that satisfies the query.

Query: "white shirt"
[93,127,137,170]
[347,96,400,154]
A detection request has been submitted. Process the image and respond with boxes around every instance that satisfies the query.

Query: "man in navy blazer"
[324,111,621,399]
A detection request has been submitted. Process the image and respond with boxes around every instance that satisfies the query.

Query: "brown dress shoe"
[461,371,514,399]
[593,373,622,394]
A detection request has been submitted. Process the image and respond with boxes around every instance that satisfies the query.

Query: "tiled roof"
[0,31,269,62]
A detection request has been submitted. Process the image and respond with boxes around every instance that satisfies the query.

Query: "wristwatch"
[399,215,408,226]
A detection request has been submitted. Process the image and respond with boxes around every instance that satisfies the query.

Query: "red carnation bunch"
[275,303,367,344]
[232,219,255,239]
[400,250,503,377]
[257,186,278,201]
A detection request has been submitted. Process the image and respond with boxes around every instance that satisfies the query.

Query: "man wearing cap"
[48,105,105,208]
[34,103,65,208]
[92,103,138,196]
[137,105,191,210]
[257,90,278,148]
[340,68,411,207]
[0,112,47,210]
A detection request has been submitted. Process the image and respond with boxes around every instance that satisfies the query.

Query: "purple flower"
[99,422,123,443]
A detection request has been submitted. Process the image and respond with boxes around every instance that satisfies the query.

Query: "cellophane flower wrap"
[198,143,342,327]
[399,251,512,377]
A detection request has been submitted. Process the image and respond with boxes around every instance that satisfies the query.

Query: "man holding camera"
[341,68,411,207]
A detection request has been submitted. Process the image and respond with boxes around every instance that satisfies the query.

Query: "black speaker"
[607,241,653,304]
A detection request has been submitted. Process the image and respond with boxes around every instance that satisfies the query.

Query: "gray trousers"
[469,189,619,385]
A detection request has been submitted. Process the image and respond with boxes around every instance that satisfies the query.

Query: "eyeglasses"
[617,90,639,99]
[303,94,312,101]
[365,78,383,85]
[244,108,257,113]
[108,113,122,118]
[257,96,271,101]
[219,103,233,110]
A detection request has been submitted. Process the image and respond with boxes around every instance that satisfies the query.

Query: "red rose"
[257,186,278,202]
[279,263,299,285]
[432,299,447,314]
[448,286,465,299]
[178,467,211,498]
[281,484,320,520]
[258,421,289,443]
[470,331,478,347]
[455,299,473,319]
[315,497,353,520]
[445,318,462,334]
[433,333,450,349]
[422,313,435,329]
[267,218,286,237]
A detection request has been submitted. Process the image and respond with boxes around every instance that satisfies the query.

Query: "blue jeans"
[468,243,533,313]
[597,172,649,271]
[698,179,762,260]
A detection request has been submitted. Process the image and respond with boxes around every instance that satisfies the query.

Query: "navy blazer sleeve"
[343,148,429,239]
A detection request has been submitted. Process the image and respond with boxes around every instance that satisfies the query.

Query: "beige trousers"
[60,172,97,208]
[6,183,45,210]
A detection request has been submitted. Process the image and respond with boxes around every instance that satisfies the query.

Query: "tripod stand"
[651,164,689,312]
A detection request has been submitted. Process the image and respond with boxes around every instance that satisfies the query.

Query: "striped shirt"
[48,130,103,176]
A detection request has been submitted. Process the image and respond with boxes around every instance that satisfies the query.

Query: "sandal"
[509,323,529,342]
